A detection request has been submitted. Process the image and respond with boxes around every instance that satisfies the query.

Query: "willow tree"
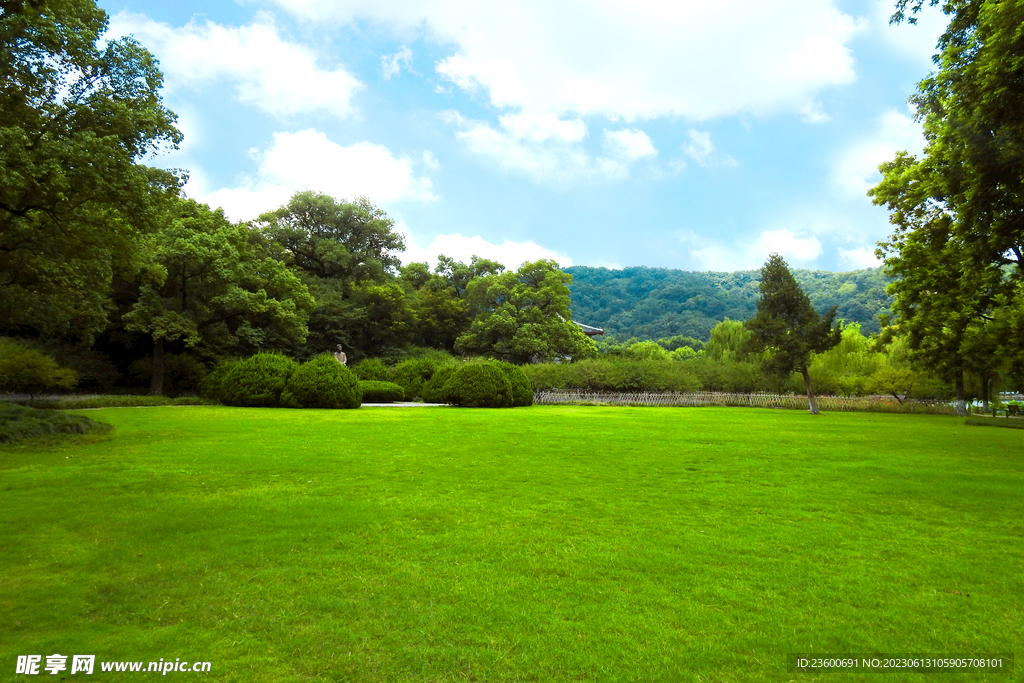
[745,254,840,414]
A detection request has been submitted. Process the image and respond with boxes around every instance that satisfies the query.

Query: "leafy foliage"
[220,353,298,408]
[0,0,183,341]
[492,360,534,406]
[871,0,1024,411]
[121,198,314,394]
[358,381,405,403]
[390,358,440,401]
[422,365,458,404]
[280,354,361,409]
[456,260,598,363]
[444,363,513,408]
[197,360,240,402]
[353,358,390,382]
[0,338,77,393]
[745,255,841,413]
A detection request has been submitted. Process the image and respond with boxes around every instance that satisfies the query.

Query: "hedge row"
[203,353,362,409]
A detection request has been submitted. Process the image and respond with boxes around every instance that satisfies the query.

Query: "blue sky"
[99,0,949,273]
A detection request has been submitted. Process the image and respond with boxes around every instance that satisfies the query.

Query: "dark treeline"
[565,266,894,342]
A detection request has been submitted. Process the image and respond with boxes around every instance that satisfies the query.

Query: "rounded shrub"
[354,358,390,382]
[359,380,405,403]
[493,360,533,406]
[390,358,439,401]
[280,355,361,409]
[422,365,458,403]
[445,363,513,408]
[220,353,299,407]
[197,359,239,402]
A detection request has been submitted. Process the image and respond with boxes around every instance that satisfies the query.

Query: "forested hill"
[564,266,894,342]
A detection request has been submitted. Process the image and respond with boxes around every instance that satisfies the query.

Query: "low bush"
[0,338,78,394]
[445,363,513,408]
[280,355,361,409]
[359,381,405,403]
[198,360,239,402]
[0,402,112,444]
[493,361,533,406]
[221,353,299,408]
[354,358,390,382]
[390,358,439,401]
[422,365,458,403]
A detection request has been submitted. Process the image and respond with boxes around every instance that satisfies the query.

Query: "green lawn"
[1,406,1021,682]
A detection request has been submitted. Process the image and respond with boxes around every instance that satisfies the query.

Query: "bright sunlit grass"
[1,406,1021,682]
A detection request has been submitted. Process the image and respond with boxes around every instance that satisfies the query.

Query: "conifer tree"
[745,254,840,414]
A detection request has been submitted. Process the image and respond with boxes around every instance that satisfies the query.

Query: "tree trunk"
[980,375,990,411]
[150,337,165,396]
[801,367,820,415]
[955,371,966,417]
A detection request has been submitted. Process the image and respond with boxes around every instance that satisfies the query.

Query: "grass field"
[1,406,1022,682]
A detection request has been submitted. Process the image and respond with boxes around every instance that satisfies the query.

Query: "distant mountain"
[564,266,894,342]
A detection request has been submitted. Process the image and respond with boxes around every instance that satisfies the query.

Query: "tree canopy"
[455,260,597,364]
[0,0,182,341]
[870,0,1024,407]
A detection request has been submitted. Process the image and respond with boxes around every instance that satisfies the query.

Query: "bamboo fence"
[533,390,961,415]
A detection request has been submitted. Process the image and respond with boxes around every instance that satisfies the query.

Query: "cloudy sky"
[99,0,948,272]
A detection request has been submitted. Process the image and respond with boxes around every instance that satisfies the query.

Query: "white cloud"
[833,107,924,199]
[382,45,413,79]
[397,226,573,270]
[603,128,656,161]
[267,0,862,122]
[682,129,737,169]
[106,11,362,118]
[687,228,822,271]
[837,246,882,270]
[189,129,436,221]
[443,111,656,181]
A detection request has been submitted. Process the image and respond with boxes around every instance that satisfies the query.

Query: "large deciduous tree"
[122,199,313,395]
[255,192,409,360]
[455,260,598,364]
[0,0,183,341]
[870,0,1024,408]
[744,254,840,414]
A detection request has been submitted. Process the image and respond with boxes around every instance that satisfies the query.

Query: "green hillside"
[565,266,893,342]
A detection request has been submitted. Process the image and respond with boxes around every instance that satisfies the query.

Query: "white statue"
[333,344,347,365]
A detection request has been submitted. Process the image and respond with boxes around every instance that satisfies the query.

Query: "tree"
[745,254,840,414]
[0,0,183,341]
[256,192,410,360]
[256,192,405,284]
[455,260,597,364]
[870,0,1024,411]
[121,199,313,395]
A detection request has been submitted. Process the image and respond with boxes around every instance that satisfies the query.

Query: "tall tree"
[745,254,840,414]
[122,199,313,394]
[0,0,183,341]
[871,0,1024,408]
[455,260,597,364]
[256,192,409,360]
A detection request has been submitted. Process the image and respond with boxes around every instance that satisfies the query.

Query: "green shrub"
[354,358,390,382]
[359,381,405,403]
[493,361,534,406]
[390,358,439,401]
[280,355,361,409]
[445,363,513,408]
[0,338,77,393]
[0,402,111,443]
[221,353,299,408]
[422,365,458,403]
[198,360,239,402]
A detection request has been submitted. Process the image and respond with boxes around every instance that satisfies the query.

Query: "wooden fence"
[533,390,961,415]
